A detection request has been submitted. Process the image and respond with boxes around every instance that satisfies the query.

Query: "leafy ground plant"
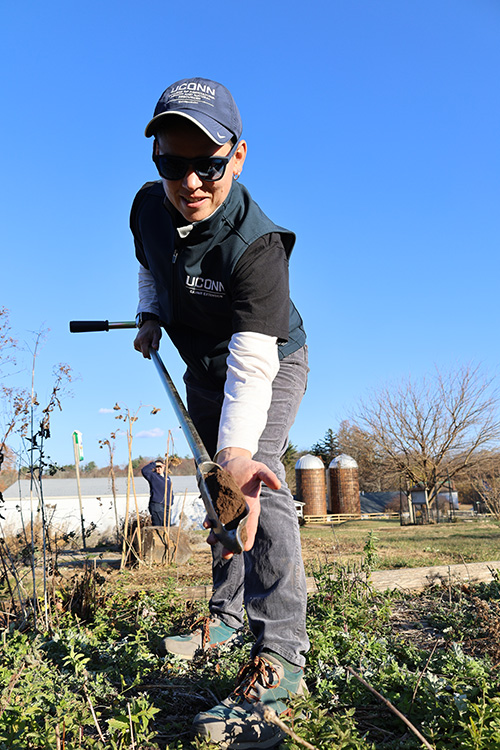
[1,541,500,748]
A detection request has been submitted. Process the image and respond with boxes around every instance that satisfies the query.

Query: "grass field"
[144,516,500,590]
[298,516,500,572]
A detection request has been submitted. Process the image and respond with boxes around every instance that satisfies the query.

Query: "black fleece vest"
[131,180,306,388]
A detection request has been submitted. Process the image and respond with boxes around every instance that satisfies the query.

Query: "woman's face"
[156,123,246,223]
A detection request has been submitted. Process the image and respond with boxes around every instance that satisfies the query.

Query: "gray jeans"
[184,345,310,667]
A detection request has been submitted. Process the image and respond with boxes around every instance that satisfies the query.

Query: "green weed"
[1,533,500,748]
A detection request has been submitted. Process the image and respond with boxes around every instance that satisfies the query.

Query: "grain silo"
[295,454,326,516]
[329,454,360,515]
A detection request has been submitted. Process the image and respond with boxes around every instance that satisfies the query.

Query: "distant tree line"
[18,455,197,480]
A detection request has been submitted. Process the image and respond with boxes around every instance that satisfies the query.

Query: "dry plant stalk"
[163,430,173,531]
[117,402,160,567]
[121,460,132,569]
[119,405,143,566]
[127,427,142,557]
[343,664,435,750]
[174,490,187,565]
[99,432,120,544]
[84,685,106,742]
[410,640,441,709]
[122,527,142,567]
[127,702,136,749]
[254,704,318,750]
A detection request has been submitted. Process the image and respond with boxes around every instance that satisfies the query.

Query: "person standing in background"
[141,459,173,526]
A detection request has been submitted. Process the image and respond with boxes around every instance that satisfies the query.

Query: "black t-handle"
[69,320,136,332]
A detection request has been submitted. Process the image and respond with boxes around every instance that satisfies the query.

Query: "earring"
[233,172,240,180]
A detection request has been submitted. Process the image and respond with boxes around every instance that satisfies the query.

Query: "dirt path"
[173,559,500,600]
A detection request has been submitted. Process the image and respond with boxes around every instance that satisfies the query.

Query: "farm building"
[360,490,458,514]
[359,491,404,513]
[1,475,203,538]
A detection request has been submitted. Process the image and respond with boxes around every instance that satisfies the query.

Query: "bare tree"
[337,420,388,492]
[0,306,19,377]
[355,364,500,505]
[471,452,500,519]
[0,309,30,486]
[473,477,500,519]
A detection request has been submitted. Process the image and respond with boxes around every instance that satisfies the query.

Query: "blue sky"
[1,0,499,468]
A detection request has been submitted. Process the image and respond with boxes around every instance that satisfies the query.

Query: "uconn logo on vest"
[185,275,225,299]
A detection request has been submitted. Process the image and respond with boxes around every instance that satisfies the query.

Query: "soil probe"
[69,319,248,554]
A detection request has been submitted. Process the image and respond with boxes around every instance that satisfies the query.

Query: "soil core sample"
[204,466,248,538]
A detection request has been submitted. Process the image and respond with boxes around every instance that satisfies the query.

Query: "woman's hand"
[133,320,162,358]
[205,447,280,558]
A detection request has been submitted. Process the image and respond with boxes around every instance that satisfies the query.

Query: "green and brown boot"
[192,652,306,748]
[160,616,244,660]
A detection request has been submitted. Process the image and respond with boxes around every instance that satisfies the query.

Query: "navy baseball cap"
[144,77,242,144]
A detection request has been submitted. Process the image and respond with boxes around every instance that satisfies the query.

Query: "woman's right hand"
[133,320,162,358]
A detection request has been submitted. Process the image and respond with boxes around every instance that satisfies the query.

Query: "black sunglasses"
[153,141,239,182]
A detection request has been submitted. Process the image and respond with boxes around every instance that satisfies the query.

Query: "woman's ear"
[233,139,247,176]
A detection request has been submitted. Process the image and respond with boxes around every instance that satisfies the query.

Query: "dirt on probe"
[204,465,248,532]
